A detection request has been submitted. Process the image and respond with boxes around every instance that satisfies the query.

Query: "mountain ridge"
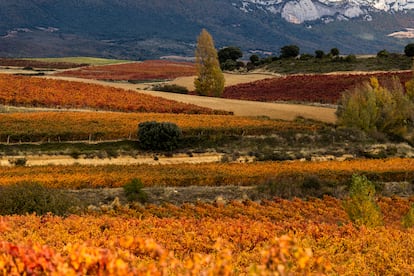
[0,0,413,59]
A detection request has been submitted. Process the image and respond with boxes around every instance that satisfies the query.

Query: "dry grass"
[168,72,277,91]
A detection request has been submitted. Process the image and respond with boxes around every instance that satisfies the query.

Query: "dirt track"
[3,153,223,167]
[39,74,337,123]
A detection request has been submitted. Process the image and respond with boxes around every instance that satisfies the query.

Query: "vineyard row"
[1,196,414,274]
[0,158,413,189]
[0,74,226,114]
[0,112,319,143]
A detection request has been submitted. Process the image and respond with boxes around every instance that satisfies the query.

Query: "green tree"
[280,45,300,59]
[218,46,243,64]
[330,47,340,57]
[194,29,225,97]
[249,54,260,65]
[377,49,390,58]
[404,43,414,57]
[138,121,182,151]
[221,59,238,71]
[315,50,325,59]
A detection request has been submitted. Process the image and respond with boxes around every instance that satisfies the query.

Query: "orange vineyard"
[0,158,413,189]
[0,112,319,142]
[0,74,225,114]
[1,196,414,274]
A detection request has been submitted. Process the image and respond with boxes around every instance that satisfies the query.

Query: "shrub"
[221,59,238,71]
[218,46,243,64]
[315,50,325,59]
[302,175,321,190]
[152,84,188,94]
[343,175,383,227]
[404,43,414,57]
[402,204,414,228]
[0,182,78,215]
[138,121,182,151]
[377,49,390,58]
[299,53,314,60]
[344,55,356,63]
[249,54,260,65]
[9,158,27,166]
[337,77,414,139]
[123,178,148,203]
[280,45,300,59]
[330,48,340,57]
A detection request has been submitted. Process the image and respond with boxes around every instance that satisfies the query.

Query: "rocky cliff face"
[236,0,414,24]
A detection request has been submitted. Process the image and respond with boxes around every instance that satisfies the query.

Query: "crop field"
[1,196,414,274]
[55,60,196,81]
[0,74,225,114]
[1,59,414,274]
[223,71,413,103]
[24,57,133,66]
[0,158,412,189]
[0,58,87,69]
[0,112,317,142]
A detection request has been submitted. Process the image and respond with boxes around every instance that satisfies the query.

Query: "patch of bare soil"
[68,180,413,208]
[68,185,264,207]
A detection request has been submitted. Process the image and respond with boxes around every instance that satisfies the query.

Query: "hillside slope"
[0,1,413,59]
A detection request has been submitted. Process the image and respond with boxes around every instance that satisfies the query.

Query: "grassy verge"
[23,57,134,66]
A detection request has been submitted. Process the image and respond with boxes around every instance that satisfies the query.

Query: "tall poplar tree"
[194,29,225,97]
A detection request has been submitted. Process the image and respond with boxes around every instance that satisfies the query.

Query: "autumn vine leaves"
[0,74,223,114]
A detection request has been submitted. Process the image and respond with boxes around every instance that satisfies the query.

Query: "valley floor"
[0,67,337,123]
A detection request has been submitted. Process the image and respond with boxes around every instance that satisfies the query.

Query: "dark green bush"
[123,178,148,203]
[153,84,188,94]
[280,45,300,58]
[344,55,357,62]
[9,158,27,166]
[404,43,414,57]
[302,175,321,190]
[0,182,78,215]
[138,121,182,151]
[377,49,390,58]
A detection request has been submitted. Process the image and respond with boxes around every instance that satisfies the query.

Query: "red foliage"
[56,60,196,80]
[223,71,413,104]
